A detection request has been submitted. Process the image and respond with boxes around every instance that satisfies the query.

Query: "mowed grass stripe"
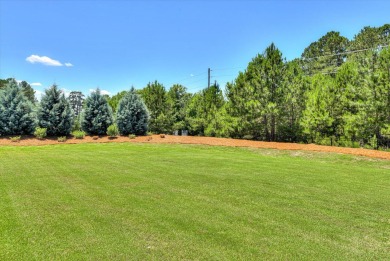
[0,143,389,260]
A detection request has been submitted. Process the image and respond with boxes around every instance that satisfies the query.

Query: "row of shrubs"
[9,127,139,142]
[0,80,150,137]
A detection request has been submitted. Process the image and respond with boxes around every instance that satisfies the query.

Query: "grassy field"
[0,143,389,260]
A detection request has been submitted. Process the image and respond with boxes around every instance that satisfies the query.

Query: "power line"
[300,44,389,61]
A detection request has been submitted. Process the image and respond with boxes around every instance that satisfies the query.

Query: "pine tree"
[37,84,74,136]
[139,81,169,133]
[82,89,113,135]
[116,87,149,135]
[19,81,36,104]
[0,80,36,135]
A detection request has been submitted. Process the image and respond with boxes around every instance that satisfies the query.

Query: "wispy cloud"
[89,89,111,96]
[26,54,73,67]
[26,55,62,66]
[30,82,42,86]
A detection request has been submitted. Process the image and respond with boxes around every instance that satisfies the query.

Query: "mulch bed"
[1,135,389,160]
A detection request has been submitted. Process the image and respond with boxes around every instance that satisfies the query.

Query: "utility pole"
[208,68,211,88]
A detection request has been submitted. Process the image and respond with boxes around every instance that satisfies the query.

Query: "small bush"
[147,131,153,136]
[92,136,99,140]
[34,127,47,140]
[160,134,165,138]
[58,136,67,142]
[107,124,119,137]
[242,134,254,140]
[129,134,136,139]
[72,130,86,139]
[10,136,21,142]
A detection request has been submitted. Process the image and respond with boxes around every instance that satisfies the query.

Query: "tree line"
[0,24,389,149]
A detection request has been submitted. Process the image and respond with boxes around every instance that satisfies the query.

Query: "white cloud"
[190,74,194,77]
[89,89,111,96]
[16,79,23,84]
[64,63,73,67]
[26,55,63,66]
[34,90,44,101]
[101,90,111,95]
[30,82,42,86]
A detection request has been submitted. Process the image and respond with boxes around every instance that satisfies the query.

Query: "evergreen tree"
[167,84,191,132]
[19,81,36,104]
[139,81,169,133]
[37,84,74,136]
[82,89,114,135]
[300,74,335,143]
[301,31,349,75]
[0,80,36,135]
[116,87,149,135]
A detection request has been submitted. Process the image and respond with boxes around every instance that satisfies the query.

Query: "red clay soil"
[1,135,389,160]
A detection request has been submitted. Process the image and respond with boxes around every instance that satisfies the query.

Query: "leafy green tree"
[301,31,349,75]
[186,83,228,137]
[19,81,36,104]
[37,84,74,136]
[139,81,170,133]
[300,74,335,143]
[82,89,114,135]
[227,43,285,141]
[0,80,36,135]
[107,90,128,112]
[0,79,9,90]
[278,60,308,141]
[186,92,205,135]
[167,84,191,132]
[116,87,149,135]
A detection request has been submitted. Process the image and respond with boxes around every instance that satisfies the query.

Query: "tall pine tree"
[82,89,114,135]
[0,80,36,135]
[37,84,74,136]
[116,87,149,135]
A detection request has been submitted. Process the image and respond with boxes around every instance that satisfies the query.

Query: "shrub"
[37,84,73,136]
[160,134,165,138]
[82,89,114,135]
[116,87,149,135]
[107,124,119,137]
[0,79,36,136]
[92,136,99,140]
[242,134,254,140]
[72,130,85,139]
[58,136,67,142]
[34,127,47,140]
[129,134,136,139]
[10,136,21,142]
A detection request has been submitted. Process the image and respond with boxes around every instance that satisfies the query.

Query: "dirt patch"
[0,135,389,160]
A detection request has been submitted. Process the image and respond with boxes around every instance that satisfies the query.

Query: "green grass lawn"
[0,143,389,260]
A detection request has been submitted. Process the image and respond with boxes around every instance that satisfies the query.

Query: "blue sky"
[0,0,389,99]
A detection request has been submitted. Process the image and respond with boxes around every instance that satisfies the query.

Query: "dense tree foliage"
[116,88,149,135]
[107,90,128,112]
[81,89,113,135]
[19,81,36,103]
[139,81,170,133]
[0,80,36,135]
[1,23,389,149]
[37,84,74,136]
